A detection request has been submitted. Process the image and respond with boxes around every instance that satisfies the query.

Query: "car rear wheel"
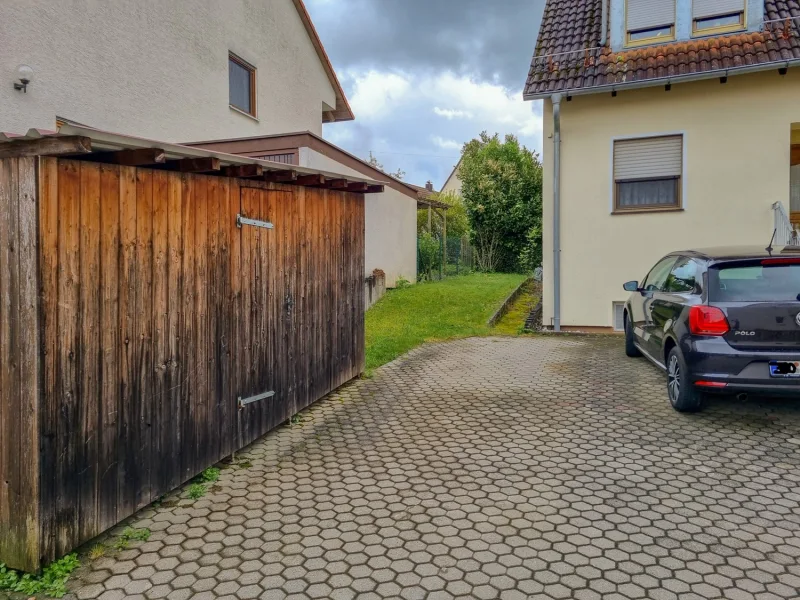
[666,346,702,413]
[624,314,641,358]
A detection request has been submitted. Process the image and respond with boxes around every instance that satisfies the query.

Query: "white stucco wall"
[441,164,463,196]
[542,69,800,329]
[299,148,418,288]
[0,0,336,139]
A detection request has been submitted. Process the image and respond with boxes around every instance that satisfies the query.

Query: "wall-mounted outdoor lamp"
[13,65,34,93]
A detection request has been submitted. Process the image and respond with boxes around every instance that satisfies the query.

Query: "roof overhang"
[186,131,425,201]
[524,58,800,101]
[291,0,354,122]
[0,121,386,193]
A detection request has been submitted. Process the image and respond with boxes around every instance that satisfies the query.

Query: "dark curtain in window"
[617,178,678,208]
[229,59,252,114]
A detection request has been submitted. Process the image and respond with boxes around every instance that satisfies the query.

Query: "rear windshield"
[709,263,800,302]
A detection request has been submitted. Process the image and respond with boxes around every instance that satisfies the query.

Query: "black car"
[623,246,800,412]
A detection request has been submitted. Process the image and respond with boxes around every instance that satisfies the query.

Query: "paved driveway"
[66,335,800,600]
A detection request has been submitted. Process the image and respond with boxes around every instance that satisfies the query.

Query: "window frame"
[624,0,676,47]
[229,52,257,118]
[642,256,679,293]
[664,256,702,294]
[692,11,745,36]
[611,133,686,215]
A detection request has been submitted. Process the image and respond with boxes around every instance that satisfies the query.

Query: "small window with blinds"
[693,0,745,35]
[613,135,683,213]
[229,53,256,117]
[626,0,676,45]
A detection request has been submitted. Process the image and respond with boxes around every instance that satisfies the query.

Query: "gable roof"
[291,0,354,122]
[440,157,462,194]
[524,0,800,100]
[186,131,425,200]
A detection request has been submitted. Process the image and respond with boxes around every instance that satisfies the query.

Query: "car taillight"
[762,258,800,265]
[688,306,729,336]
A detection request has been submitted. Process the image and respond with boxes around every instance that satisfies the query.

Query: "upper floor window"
[693,0,745,35]
[613,134,684,213]
[229,53,256,117]
[626,0,676,46]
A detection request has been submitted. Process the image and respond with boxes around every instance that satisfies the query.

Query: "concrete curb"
[487,277,533,328]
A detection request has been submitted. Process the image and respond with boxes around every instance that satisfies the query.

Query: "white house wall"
[299,148,418,288]
[0,0,336,139]
[542,69,800,329]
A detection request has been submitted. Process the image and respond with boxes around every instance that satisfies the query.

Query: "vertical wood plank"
[218,178,233,459]
[166,173,183,490]
[229,183,242,448]
[239,188,252,445]
[206,176,220,463]
[98,164,120,532]
[38,158,59,563]
[151,171,169,496]
[17,157,40,570]
[0,158,19,567]
[78,162,101,543]
[180,174,196,482]
[134,169,154,509]
[193,176,209,475]
[117,165,138,517]
[55,159,80,556]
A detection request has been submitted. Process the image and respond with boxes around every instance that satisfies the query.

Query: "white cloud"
[344,69,541,138]
[431,136,462,151]
[344,70,411,120]
[433,107,473,120]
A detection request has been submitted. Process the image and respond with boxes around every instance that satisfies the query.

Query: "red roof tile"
[524,1,800,98]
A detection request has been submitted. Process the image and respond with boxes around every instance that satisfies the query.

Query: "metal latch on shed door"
[238,390,275,410]
[236,214,274,230]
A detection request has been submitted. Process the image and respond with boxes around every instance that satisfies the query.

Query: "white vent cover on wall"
[613,303,625,332]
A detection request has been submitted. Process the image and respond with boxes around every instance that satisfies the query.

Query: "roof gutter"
[551,93,562,332]
[523,59,799,101]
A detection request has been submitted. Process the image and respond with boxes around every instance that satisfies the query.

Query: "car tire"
[666,346,703,413]
[624,314,641,358]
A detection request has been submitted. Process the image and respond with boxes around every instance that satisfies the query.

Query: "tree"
[459,132,543,273]
[366,151,405,180]
[416,190,470,239]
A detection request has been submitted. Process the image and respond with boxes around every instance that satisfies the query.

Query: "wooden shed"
[0,124,383,571]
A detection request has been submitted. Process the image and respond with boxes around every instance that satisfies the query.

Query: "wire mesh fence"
[417,235,476,282]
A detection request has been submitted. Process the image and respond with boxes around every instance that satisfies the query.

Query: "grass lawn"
[365,273,526,370]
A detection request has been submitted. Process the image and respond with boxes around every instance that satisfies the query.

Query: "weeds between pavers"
[0,554,80,598]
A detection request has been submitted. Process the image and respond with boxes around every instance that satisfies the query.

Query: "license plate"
[769,361,800,377]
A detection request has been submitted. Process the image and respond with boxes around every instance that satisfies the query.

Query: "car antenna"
[766,228,777,255]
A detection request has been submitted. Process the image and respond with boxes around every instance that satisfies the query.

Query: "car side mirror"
[623,280,640,292]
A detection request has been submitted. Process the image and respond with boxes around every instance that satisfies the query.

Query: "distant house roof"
[440,158,462,194]
[291,0,354,122]
[524,0,800,100]
[186,131,425,201]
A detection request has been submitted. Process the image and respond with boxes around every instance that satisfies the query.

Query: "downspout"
[552,93,562,332]
[600,0,608,46]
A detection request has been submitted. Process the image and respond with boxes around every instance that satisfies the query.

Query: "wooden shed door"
[237,187,297,447]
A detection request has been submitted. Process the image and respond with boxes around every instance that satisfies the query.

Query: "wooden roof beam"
[172,157,221,173]
[296,174,326,186]
[326,179,349,189]
[90,147,166,166]
[222,164,263,178]
[346,182,369,192]
[365,184,385,194]
[264,169,298,182]
[0,135,92,159]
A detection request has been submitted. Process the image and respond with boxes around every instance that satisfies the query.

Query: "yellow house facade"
[526,0,800,331]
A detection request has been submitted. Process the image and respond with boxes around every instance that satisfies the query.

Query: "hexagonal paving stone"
[64,337,800,600]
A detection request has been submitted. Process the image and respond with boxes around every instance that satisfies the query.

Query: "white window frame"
[609,131,688,215]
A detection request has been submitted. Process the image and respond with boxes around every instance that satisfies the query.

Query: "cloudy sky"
[306,0,547,189]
